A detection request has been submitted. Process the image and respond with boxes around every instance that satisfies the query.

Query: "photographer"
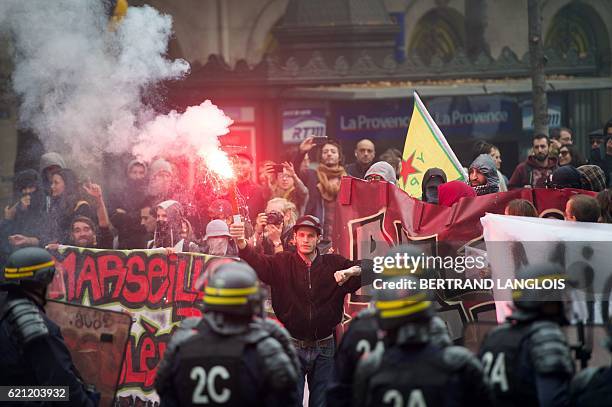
[252,198,298,254]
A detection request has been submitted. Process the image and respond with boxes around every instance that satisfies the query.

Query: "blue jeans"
[296,338,335,407]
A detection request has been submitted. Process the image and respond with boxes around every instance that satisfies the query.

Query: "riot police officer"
[0,247,99,406]
[479,263,574,406]
[353,276,490,407]
[327,245,451,407]
[155,261,299,406]
[570,318,612,406]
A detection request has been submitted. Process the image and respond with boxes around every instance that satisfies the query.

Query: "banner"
[398,92,467,197]
[334,178,593,340]
[45,301,132,407]
[47,246,233,406]
[481,213,612,323]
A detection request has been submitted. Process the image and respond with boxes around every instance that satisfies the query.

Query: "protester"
[231,152,269,222]
[230,215,372,407]
[559,144,585,167]
[110,158,148,214]
[345,139,376,179]
[1,170,48,255]
[549,166,583,189]
[39,151,67,193]
[472,140,507,192]
[252,197,298,255]
[565,194,601,223]
[146,158,176,204]
[504,199,538,217]
[420,168,446,203]
[258,159,275,188]
[149,200,199,252]
[596,189,612,223]
[207,198,234,225]
[46,169,97,244]
[378,148,402,180]
[295,137,347,242]
[588,127,606,169]
[364,161,398,185]
[577,164,607,192]
[266,161,309,216]
[69,215,114,248]
[469,154,499,195]
[438,180,476,207]
[200,219,238,256]
[509,134,558,189]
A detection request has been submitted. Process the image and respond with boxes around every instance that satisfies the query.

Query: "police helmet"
[512,263,566,315]
[203,261,262,317]
[374,275,434,331]
[2,247,56,288]
[380,244,427,277]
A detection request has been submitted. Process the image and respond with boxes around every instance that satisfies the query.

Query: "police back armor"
[479,320,574,407]
[155,316,297,407]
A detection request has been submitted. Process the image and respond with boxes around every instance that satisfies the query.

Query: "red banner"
[333,177,594,339]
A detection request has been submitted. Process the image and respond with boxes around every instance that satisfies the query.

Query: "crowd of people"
[2,119,611,264]
[2,120,612,406]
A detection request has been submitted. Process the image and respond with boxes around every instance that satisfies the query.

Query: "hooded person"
[577,165,607,192]
[364,161,398,185]
[147,158,176,204]
[549,166,583,189]
[1,170,49,260]
[149,200,199,252]
[39,152,66,183]
[420,168,447,203]
[437,180,477,207]
[200,219,239,256]
[468,154,500,196]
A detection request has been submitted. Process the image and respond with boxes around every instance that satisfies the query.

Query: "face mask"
[207,237,229,256]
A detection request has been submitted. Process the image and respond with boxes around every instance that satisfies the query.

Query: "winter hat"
[577,165,606,192]
[203,219,232,240]
[149,159,173,178]
[364,161,397,185]
[551,166,582,189]
[438,180,476,207]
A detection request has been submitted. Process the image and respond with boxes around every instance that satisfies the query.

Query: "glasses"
[366,175,384,182]
[559,150,569,156]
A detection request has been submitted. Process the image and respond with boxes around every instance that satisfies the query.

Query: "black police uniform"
[327,308,452,407]
[155,316,298,407]
[479,263,574,407]
[0,247,98,406]
[479,319,574,407]
[353,276,490,407]
[0,292,97,406]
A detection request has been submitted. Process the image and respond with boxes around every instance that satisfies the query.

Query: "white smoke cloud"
[0,0,190,164]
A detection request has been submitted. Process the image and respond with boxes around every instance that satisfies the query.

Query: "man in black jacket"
[230,215,371,407]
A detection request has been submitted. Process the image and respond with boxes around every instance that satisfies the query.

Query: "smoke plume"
[0,0,193,165]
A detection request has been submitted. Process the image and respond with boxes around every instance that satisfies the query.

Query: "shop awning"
[283,76,612,100]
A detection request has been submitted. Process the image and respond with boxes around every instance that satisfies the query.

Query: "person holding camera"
[252,198,299,255]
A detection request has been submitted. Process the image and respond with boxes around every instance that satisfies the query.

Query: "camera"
[271,164,284,173]
[265,211,284,226]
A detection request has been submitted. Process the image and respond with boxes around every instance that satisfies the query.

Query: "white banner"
[481,213,612,322]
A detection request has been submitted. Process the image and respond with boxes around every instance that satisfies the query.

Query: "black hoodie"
[421,168,447,203]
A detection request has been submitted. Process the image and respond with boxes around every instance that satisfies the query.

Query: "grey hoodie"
[469,154,500,195]
[365,161,397,185]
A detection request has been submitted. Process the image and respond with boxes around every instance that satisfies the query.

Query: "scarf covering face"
[365,161,397,185]
[316,165,347,202]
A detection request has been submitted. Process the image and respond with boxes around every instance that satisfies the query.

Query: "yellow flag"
[398,92,467,197]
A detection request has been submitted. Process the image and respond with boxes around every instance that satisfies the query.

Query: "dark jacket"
[509,156,558,189]
[292,152,324,221]
[345,162,372,180]
[239,244,371,341]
